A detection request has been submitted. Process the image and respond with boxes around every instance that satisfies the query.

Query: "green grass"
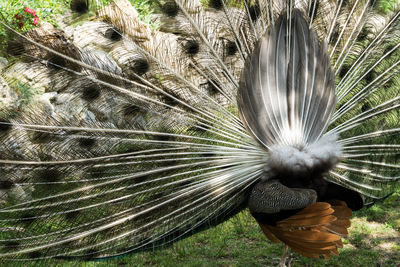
[91,191,400,267]
[2,190,398,267]
[376,0,399,14]
[11,80,38,108]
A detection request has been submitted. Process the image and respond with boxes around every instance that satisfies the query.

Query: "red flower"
[33,17,39,26]
[18,21,24,29]
[24,7,32,14]
[32,10,37,17]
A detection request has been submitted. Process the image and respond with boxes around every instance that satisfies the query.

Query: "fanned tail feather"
[0,0,398,261]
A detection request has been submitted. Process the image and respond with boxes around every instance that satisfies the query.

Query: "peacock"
[0,0,399,265]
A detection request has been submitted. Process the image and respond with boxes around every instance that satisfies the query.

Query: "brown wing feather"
[255,201,352,258]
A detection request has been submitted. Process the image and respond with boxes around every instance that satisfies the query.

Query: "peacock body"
[0,0,399,263]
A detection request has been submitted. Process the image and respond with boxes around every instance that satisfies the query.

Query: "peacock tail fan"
[0,0,398,261]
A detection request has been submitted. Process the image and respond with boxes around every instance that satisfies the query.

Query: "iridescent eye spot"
[82,85,101,101]
[162,2,179,17]
[105,27,122,42]
[183,40,200,56]
[132,58,150,76]
[70,0,89,14]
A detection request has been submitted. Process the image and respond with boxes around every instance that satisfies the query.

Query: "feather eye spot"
[207,80,220,96]
[78,137,96,148]
[248,5,261,21]
[308,0,320,18]
[369,0,376,8]
[203,152,217,158]
[82,85,101,101]
[384,44,395,55]
[226,40,238,56]
[339,65,350,79]
[2,242,20,252]
[133,175,148,184]
[105,27,122,42]
[155,133,175,142]
[37,169,62,183]
[50,96,57,104]
[152,192,166,199]
[0,180,14,190]
[183,40,200,56]
[361,103,371,112]
[357,28,370,41]
[65,210,81,220]
[365,72,375,84]
[161,2,179,17]
[153,127,176,142]
[27,251,42,259]
[0,119,12,132]
[208,0,224,10]
[70,0,89,14]
[383,81,393,90]
[132,58,150,76]
[47,56,67,70]
[19,213,36,226]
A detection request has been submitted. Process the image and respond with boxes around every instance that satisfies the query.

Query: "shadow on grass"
[1,193,399,267]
